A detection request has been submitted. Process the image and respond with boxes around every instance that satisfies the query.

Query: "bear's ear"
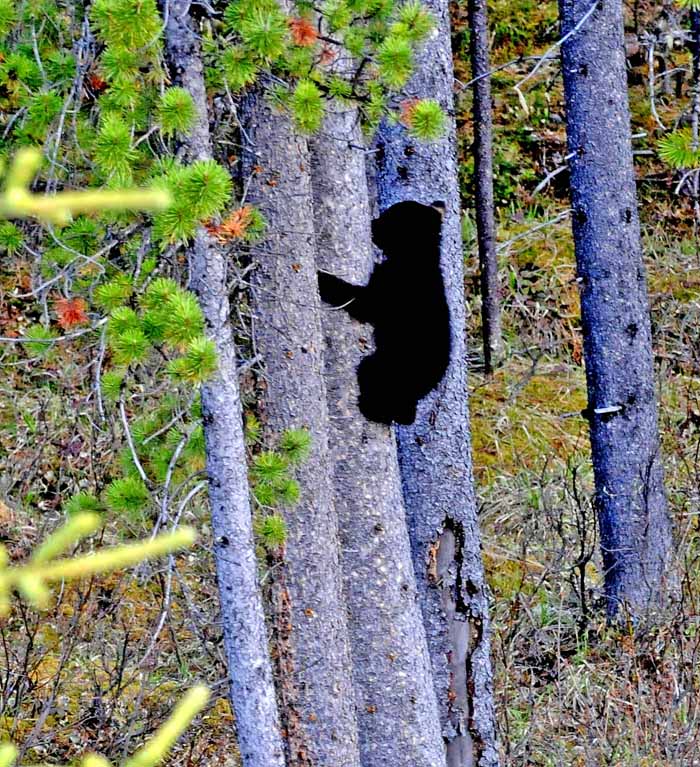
[430,200,446,218]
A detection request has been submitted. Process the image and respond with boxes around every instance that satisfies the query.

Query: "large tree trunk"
[162,6,286,767]
[240,92,362,767]
[468,0,502,374]
[372,0,499,763]
[310,103,446,767]
[558,0,674,621]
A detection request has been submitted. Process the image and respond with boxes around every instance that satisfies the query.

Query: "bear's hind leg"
[357,356,395,425]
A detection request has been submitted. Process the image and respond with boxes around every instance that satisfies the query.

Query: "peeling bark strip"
[372,0,499,762]
[310,105,446,767]
[558,0,674,620]
[162,5,286,767]
[240,92,362,767]
[468,0,502,374]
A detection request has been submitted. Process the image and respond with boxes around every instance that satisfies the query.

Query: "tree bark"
[240,92,362,767]
[468,0,502,374]
[310,104,446,767]
[162,5,286,767]
[691,9,700,84]
[558,0,674,620]
[372,0,499,763]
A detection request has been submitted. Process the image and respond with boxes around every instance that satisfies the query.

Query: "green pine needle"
[343,27,368,58]
[0,0,16,38]
[23,324,57,356]
[141,309,168,343]
[254,514,287,548]
[167,336,218,383]
[181,160,233,220]
[221,47,259,92]
[62,217,101,253]
[407,99,446,140]
[162,291,205,348]
[251,450,289,484]
[152,203,199,246]
[45,51,77,85]
[158,87,197,137]
[240,7,289,62]
[658,129,700,170]
[0,222,23,255]
[91,0,162,50]
[25,91,63,133]
[95,276,134,311]
[109,306,142,337]
[279,428,312,465]
[291,79,325,133]
[328,76,352,101]
[277,478,301,505]
[93,115,137,183]
[101,370,126,401]
[65,492,102,517]
[377,35,413,89]
[252,482,280,507]
[110,327,151,365]
[393,0,433,42]
[141,277,180,310]
[100,45,140,86]
[325,0,352,31]
[103,476,150,515]
[245,413,263,444]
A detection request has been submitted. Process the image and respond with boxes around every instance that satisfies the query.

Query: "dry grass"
[468,216,700,766]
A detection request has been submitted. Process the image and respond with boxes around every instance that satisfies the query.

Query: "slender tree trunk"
[240,92,362,767]
[692,9,700,83]
[468,0,502,374]
[162,6,286,767]
[310,103,446,767]
[372,0,499,762]
[558,0,674,621]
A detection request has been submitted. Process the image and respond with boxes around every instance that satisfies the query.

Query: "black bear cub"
[318,200,451,425]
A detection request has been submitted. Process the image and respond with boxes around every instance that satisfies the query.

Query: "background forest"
[1,0,700,765]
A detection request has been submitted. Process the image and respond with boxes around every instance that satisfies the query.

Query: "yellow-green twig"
[0,685,210,767]
[0,148,171,224]
[0,520,196,615]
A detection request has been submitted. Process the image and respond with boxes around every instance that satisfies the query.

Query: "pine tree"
[163,3,286,765]
[240,79,362,767]
[468,0,502,374]
[373,0,500,759]
[559,0,674,621]
[310,55,446,767]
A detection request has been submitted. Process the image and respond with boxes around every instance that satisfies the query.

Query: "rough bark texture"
[310,105,446,767]
[468,0,502,374]
[240,93,361,767]
[559,0,674,621]
[162,6,286,767]
[372,0,499,763]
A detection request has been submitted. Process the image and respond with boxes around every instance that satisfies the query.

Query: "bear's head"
[371,201,444,257]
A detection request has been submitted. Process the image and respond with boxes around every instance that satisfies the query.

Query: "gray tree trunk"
[240,93,361,767]
[162,5,286,767]
[468,0,502,374]
[372,0,499,763]
[310,104,446,767]
[558,0,674,621]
